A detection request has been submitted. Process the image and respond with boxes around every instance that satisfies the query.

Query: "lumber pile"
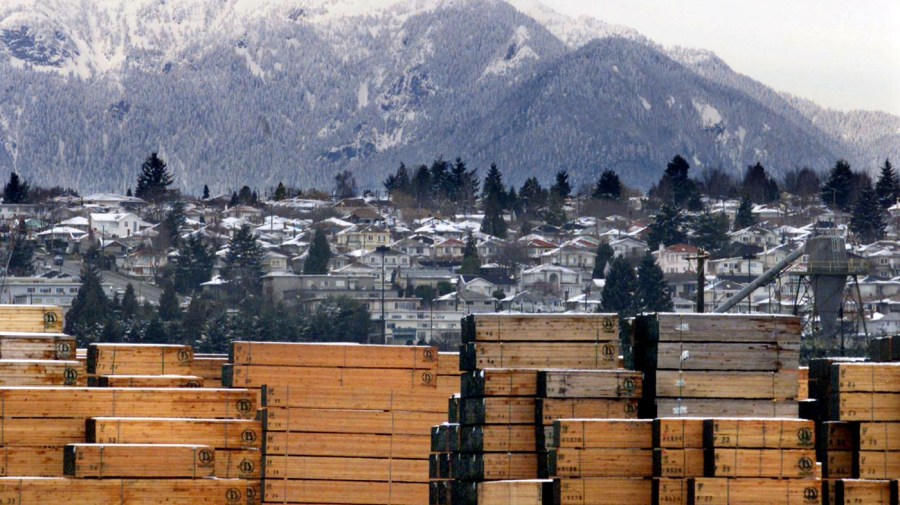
[870,336,900,362]
[86,343,198,387]
[0,331,82,387]
[230,341,447,505]
[0,305,64,333]
[633,313,801,418]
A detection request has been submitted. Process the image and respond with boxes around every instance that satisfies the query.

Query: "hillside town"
[0,154,897,353]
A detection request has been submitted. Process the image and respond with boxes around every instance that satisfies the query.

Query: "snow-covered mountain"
[0,0,894,193]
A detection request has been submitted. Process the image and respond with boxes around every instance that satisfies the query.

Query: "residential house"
[730,226,780,250]
[540,244,596,271]
[432,238,466,262]
[609,237,649,261]
[118,249,167,279]
[654,244,702,274]
[334,225,391,252]
[224,205,264,223]
[262,251,290,274]
[499,290,565,313]
[90,213,153,239]
[520,264,583,297]
[0,276,83,309]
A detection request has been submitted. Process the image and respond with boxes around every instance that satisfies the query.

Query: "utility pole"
[686,250,709,313]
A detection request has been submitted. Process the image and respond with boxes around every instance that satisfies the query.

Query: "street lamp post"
[376,246,390,345]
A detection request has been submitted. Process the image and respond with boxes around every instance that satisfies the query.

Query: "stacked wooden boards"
[86,343,204,388]
[0,305,64,333]
[0,331,81,386]
[228,341,449,505]
[633,313,801,418]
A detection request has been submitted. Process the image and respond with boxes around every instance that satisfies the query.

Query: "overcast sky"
[546,0,900,116]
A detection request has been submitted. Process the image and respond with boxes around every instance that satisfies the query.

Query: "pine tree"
[334,170,357,198]
[221,225,265,297]
[429,157,451,200]
[740,162,780,203]
[134,152,173,203]
[592,242,614,279]
[411,164,431,201]
[65,262,110,345]
[304,296,372,343]
[850,182,886,243]
[551,170,571,199]
[121,283,139,321]
[481,164,508,238]
[126,188,133,197]
[636,251,673,312]
[304,228,332,274]
[481,201,508,238]
[689,211,730,257]
[544,193,567,227]
[274,182,287,201]
[652,155,698,208]
[202,185,210,200]
[821,159,855,211]
[646,205,687,250]
[459,234,481,275]
[733,195,757,230]
[2,172,29,204]
[160,202,185,249]
[181,297,207,347]
[593,170,622,200]
[158,281,181,321]
[173,235,214,294]
[601,256,637,316]
[518,177,546,218]
[874,158,898,209]
[7,237,34,276]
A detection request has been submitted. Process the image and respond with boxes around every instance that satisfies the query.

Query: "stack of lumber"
[0,305,64,333]
[633,313,801,418]
[229,341,448,505]
[806,357,868,421]
[651,418,706,505]
[0,331,82,387]
[192,353,229,388]
[86,343,203,388]
[870,336,899,362]
[430,422,460,504]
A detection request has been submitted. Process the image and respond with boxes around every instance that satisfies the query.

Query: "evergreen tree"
[134,152,173,203]
[601,256,637,316]
[689,211,730,257]
[821,159,855,211]
[181,297,207,346]
[2,172,29,203]
[158,281,181,321]
[481,164,508,238]
[651,155,698,208]
[384,162,411,195]
[334,170,357,198]
[142,316,167,344]
[7,237,34,276]
[740,162,780,203]
[482,163,506,205]
[126,188,133,197]
[646,205,687,250]
[481,201,508,238]
[173,235,215,294]
[733,195,757,230]
[782,167,821,204]
[160,202,185,249]
[518,177,547,218]
[202,185,210,200]
[551,170,571,199]
[449,158,479,209]
[221,225,265,297]
[593,170,622,200]
[65,262,110,345]
[274,182,287,201]
[592,242,615,279]
[459,234,481,275]
[304,296,372,343]
[411,164,431,201]
[874,158,898,209]
[544,193,567,227]
[229,192,239,206]
[121,283,139,321]
[429,157,451,200]
[303,228,332,275]
[850,182,886,243]
[636,251,673,312]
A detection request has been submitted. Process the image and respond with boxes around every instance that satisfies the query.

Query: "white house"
[654,244,702,274]
[90,213,153,239]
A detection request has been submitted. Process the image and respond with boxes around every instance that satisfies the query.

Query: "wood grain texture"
[688,478,821,505]
[554,419,653,450]
[554,477,652,505]
[703,418,816,449]
[87,417,262,449]
[263,479,426,505]
[466,314,619,343]
[230,341,437,369]
[0,305,64,333]
[64,444,215,478]
[538,370,642,399]
[477,479,552,505]
[261,384,447,412]
[0,332,75,360]
[0,478,260,505]
[654,370,798,399]
[461,342,618,371]
[87,344,193,375]
[224,364,437,390]
[264,432,430,459]
[263,407,441,434]
[263,455,427,482]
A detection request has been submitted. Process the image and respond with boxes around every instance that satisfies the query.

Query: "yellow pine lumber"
[654,370,798,399]
[537,398,638,424]
[460,397,536,425]
[859,422,900,451]
[836,393,900,421]
[87,343,193,375]
[0,417,86,446]
[705,418,816,449]
[460,425,536,452]
[824,450,853,478]
[652,418,706,449]
[821,422,855,451]
[190,356,226,381]
[216,449,261,479]
[0,478,259,505]
[455,452,540,480]
[471,313,619,342]
[554,419,653,449]
[263,407,443,434]
[462,369,539,397]
[653,448,705,478]
[0,447,64,476]
[225,364,437,389]
[0,359,81,386]
[551,448,652,478]
[231,341,438,369]
[656,399,799,418]
[0,305,64,333]
[799,366,809,400]
[834,479,897,505]
[709,448,817,478]
[0,387,257,419]
[477,479,551,505]
[539,369,642,399]
[88,417,261,449]
[651,313,801,343]
[555,477,652,505]
[857,451,900,479]
[656,342,799,371]
[263,479,426,505]
[0,332,75,360]
[263,455,428,482]
[834,363,900,393]
[465,342,619,370]
[689,478,821,505]
[93,375,204,387]
[64,444,215,478]
[261,384,447,412]
[264,432,430,459]
[437,352,460,376]
[653,478,688,505]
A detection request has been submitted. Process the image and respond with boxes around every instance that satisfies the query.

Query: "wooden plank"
[656,399,799,418]
[550,448,652,478]
[264,432,429,459]
[646,313,801,343]
[224,364,437,390]
[263,455,427,482]
[656,342,799,371]
[537,398,639,424]
[431,423,460,453]
[703,418,816,449]
[823,451,853,478]
[0,305,64,333]
[0,447,64,476]
[477,479,552,505]
[87,343,193,375]
[230,341,438,369]
[554,419,653,449]
[263,479,425,505]
[0,478,259,505]
[437,352,460,376]
[798,366,809,400]
[857,451,900,479]
[834,393,900,421]
[833,363,900,393]
[0,359,81,386]
[655,370,798,399]
[466,314,619,343]
[834,479,898,505]
[688,478,821,505]
[707,448,816,478]
[653,448,705,478]
[452,453,539,481]
[538,370,642,399]
[92,375,204,387]
[190,357,226,381]
[820,422,855,451]
[653,418,706,449]
[459,397,536,425]
[64,444,215,478]
[459,425,536,453]
[261,384,447,412]
[654,478,688,505]
[461,342,618,371]
[0,417,86,446]
[555,477,652,505]
[87,417,261,449]
[262,407,443,434]
[461,369,539,398]
[0,332,76,360]
[860,422,900,451]
[0,387,257,419]
[216,449,261,479]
